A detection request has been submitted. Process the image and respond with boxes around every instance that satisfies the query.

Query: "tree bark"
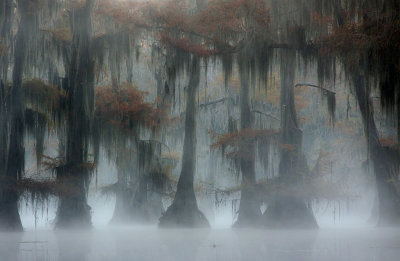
[55,0,96,229]
[263,49,318,229]
[234,61,262,227]
[353,73,400,226]
[111,70,166,224]
[0,2,31,231]
[159,56,209,227]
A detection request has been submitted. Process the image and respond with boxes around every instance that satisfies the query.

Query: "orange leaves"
[160,34,217,57]
[97,0,150,27]
[95,83,170,131]
[211,128,277,149]
[197,0,270,34]
[41,27,71,43]
[316,9,400,69]
[150,0,270,56]
[380,137,399,148]
[91,0,270,56]
[95,83,153,128]
[281,143,295,152]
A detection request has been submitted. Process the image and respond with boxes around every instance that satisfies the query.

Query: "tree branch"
[199,97,227,108]
[295,83,336,95]
[252,110,280,122]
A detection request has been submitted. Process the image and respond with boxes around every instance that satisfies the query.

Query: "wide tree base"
[375,181,400,227]
[55,198,92,229]
[233,215,262,228]
[0,201,23,231]
[375,205,400,227]
[232,187,263,228]
[263,197,318,229]
[159,200,210,228]
[110,192,163,225]
[233,206,262,228]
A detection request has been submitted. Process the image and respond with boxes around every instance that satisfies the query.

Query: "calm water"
[1,226,399,261]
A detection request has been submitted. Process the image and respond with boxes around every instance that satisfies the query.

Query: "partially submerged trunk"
[110,186,133,224]
[263,50,318,229]
[111,71,166,225]
[0,2,31,231]
[110,151,135,224]
[130,175,160,223]
[353,73,400,226]
[234,61,262,227]
[159,57,209,228]
[55,0,95,229]
[111,161,163,224]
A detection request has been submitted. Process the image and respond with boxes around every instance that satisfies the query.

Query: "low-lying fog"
[2,226,400,261]
[0,198,395,261]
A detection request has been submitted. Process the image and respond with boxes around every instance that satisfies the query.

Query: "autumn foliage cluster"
[95,84,153,128]
[211,128,277,148]
[95,84,169,131]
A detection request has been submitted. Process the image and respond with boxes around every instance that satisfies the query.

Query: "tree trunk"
[263,49,318,229]
[159,57,209,227]
[110,150,135,224]
[110,185,133,224]
[111,68,166,224]
[353,73,400,226]
[234,61,262,227]
[55,0,95,229]
[0,3,31,231]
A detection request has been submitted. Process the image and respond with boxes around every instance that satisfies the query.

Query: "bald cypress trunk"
[111,71,166,224]
[0,2,31,230]
[110,150,135,224]
[263,50,318,229]
[159,57,209,227]
[353,73,400,226]
[234,61,262,227]
[55,0,95,229]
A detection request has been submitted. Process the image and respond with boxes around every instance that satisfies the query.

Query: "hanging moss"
[25,108,47,167]
[23,79,66,115]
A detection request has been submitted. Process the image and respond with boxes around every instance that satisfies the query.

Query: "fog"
[1,226,399,261]
[10,190,398,261]
[1,0,400,260]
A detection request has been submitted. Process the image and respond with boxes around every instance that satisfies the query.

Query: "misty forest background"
[0,0,400,231]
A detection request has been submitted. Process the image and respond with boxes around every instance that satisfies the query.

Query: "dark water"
[1,226,399,261]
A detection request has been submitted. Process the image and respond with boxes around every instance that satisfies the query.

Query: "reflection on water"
[0,232,21,261]
[2,227,400,261]
[57,231,91,261]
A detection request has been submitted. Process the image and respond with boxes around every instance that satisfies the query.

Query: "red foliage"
[380,137,399,149]
[93,0,270,56]
[97,0,150,27]
[95,83,154,129]
[316,10,400,68]
[139,0,269,56]
[95,83,171,132]
[160,34,217,57]
[210,128,277,149]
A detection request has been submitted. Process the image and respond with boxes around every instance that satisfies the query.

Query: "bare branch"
[199,97,227,108]
[252,110,280,122]
[295,83,336,95]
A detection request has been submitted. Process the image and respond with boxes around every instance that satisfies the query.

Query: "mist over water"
[6,197,396,261]
[1,0,400,260]
[12,150,389,261]
[2,226,400,261]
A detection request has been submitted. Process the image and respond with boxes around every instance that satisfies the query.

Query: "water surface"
[1,226,399,261]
